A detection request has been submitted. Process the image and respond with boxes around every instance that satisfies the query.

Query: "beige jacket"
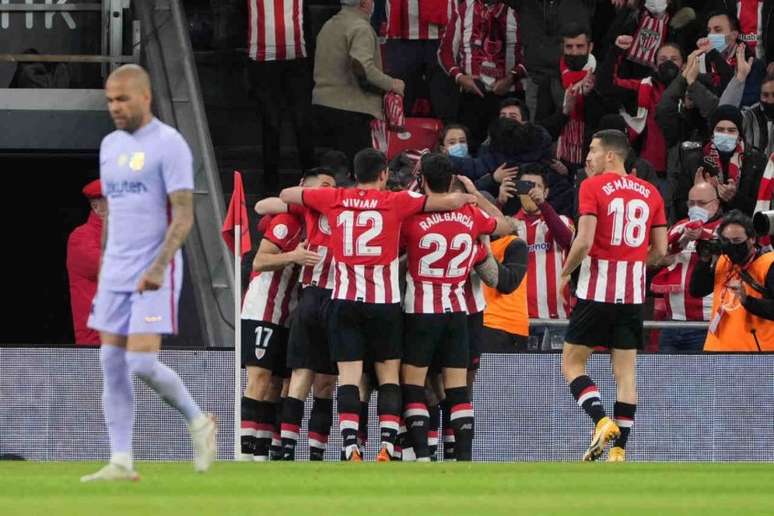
[312,6,394,119]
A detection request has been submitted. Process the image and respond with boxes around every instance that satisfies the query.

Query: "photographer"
[690,210,774,351]
[651,183,722,352]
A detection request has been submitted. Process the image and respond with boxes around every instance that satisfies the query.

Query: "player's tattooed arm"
[253,239,320,272]
[137,189,193,292]
[255,197,288,215]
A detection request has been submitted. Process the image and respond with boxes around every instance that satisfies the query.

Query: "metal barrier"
[530,318,710,330]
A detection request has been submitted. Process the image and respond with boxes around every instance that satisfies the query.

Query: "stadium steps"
[135,0,236,347]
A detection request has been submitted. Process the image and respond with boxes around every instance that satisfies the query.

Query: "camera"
[753,211,774,237]
[515,180,535,195]
[696,238,724,258]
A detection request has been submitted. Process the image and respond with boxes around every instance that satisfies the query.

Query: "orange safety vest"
[483,235,529,337]
[704,252,774,351]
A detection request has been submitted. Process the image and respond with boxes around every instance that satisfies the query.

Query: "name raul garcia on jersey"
[418,212,475,231]
[601,177,652,198]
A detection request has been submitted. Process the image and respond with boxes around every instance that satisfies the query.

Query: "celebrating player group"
[85,65,666,481]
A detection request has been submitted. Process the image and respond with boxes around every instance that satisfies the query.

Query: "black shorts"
[404,312,468,369]
[466,311,484,371]
[565,299,643,350]
[240,320,291,378]
[287,286,337,375]
[327,300,403,363]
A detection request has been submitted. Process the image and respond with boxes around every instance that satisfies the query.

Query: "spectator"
[319,149,355,187]
[381,0,458,121]
[246,0,314,193]
[438,124,471,158]
[66,180,105,346]
[695,104,768,216]
[700,1,774,65]
[651,182,722,352]
[690,209,774,351]
[718,51,774,155]
[510,0,594,125]
[696,10,765,104]
[540,23,613,175]
[511,165,575,348]
[437,0,525,150]
[498,96,529,123]
[313,0,404,165]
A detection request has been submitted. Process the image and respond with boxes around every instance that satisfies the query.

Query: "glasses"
[686,199,718,207]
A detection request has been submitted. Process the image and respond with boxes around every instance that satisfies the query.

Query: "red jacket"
[67,212,102,345]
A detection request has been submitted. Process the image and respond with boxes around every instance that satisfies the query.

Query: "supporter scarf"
[620,76,656,136]
[651,219,719,295]
[627,10,670,69]
[703,139,743,183]
[755,154,774,215]
[557,54,596,165]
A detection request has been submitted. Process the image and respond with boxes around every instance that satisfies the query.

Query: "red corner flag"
[221,171,252,256]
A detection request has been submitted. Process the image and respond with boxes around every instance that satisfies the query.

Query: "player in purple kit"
[82,65,217,481]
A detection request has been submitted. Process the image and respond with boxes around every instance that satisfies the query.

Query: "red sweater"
[66,212,102,346]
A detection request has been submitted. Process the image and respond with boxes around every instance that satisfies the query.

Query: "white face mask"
[645,0,668,15]
[688,206,710,223]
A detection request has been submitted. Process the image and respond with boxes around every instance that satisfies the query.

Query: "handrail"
[0,3,102,11]
[0,53,137,64]
[530,319,709,329]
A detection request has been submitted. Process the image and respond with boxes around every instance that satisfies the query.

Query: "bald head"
[105,64,153,132]
[688,182,720,219]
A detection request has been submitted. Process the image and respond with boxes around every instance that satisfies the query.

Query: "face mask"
[713,132,737,153]
[688,206,710,223]
[708,33,728,52]
[564,54,589,72]
[447,143,469,158]
[644,0,668,15]
[722,240,752,264]
[657,61,680,85]
[761,101,774,120]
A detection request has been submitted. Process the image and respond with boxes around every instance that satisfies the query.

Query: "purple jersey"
[98,118,193,291]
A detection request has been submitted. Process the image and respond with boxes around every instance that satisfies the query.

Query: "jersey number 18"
[608,198,649,247]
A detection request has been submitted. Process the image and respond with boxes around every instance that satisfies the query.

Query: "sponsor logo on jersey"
[528,242,552,253]
[144,316,162,323]
[104,180,148,197]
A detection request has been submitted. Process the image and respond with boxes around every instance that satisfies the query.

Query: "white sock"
[126,351,203,422]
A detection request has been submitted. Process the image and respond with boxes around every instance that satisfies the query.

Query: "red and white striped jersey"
[462,243,488,314]
[247,0,307,62]
[575,172,666,304]
[241,213,302,326]
[385,0,452,40]
[289,204,336,290]
[302,187,427,304]
[738,0,764,58]
[437,0,521,85]
[513,211,574,319]
[402,206,496,314]
[652,218,720,321]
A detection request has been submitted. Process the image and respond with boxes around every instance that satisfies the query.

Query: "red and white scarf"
[738,0,764,57]
[620,76,655,136]
[755,154,774,213]
[557,54,596,165]
[704,140,744,183]
[627,10,669,69]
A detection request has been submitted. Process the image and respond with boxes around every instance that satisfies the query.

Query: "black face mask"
[761,101,774,120]
[564,54,588,72]
[657,61,680,86]
[722,240,752,265]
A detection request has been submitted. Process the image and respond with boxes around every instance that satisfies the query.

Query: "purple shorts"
[88,285,181,336]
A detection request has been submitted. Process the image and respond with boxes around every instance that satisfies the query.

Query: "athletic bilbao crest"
[318,215,331,235]
[254,347,266,360]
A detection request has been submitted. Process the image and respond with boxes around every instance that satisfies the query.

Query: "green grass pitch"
[4,461,774,515]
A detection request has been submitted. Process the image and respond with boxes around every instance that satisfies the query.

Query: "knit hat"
[709,104,743,134]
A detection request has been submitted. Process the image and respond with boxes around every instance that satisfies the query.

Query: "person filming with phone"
[689,210,774,351]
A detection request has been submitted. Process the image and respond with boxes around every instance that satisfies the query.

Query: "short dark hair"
[420,153,454,194]
[719,209,756,239]
[353,148,387,184]
[762,74,774,88]
[591,129,631,161]
[438,123,470,150]
[518,163,547,188]
[499,97,530,121]
[658,42,685,62]
[706,10,740,32]
[560,22,591,43]
[302,167,334,180]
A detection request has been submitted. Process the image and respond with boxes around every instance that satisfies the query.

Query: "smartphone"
[515,180,535,195]
[702,156,720,177]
